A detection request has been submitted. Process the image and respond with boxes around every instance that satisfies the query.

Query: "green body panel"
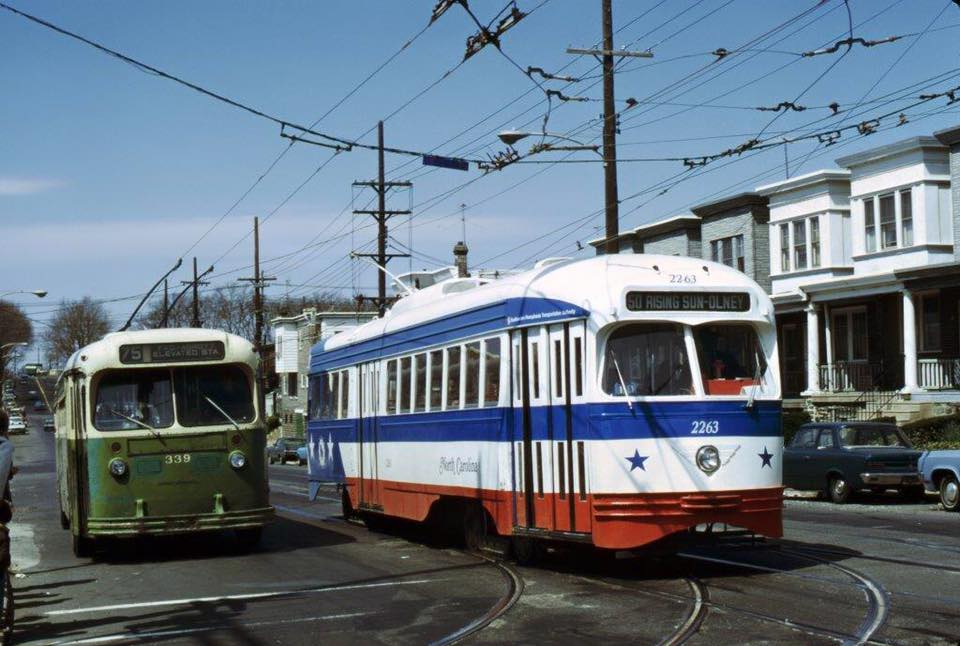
[72,427,273,537]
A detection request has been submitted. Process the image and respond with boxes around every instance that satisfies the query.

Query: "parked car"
[267,438,306,464]
[7,417,26,435]
[919,450,960,511]
[32,400,45,411]
[296,444,308,466]
[783,422,923,503]
[42,416,55,432]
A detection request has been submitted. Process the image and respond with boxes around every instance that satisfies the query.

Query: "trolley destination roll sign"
[625,291,751,312]
[119,341,226,364]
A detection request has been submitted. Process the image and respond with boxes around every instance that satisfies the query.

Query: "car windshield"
[838,426,908,448]
[693,323,767,395]
[602,323,692,396]
[174,365,254,427]
[94,369,174,430]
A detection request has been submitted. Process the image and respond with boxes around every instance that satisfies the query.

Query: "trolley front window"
[693,323,767,395]
[602,323,692,397]
[174,365,255,427]
[94,369,174,431]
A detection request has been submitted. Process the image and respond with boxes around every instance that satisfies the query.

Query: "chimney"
[453,241,470,278]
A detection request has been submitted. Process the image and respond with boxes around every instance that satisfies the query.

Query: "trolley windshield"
[693,323,767,396]
[94,369,174,430]
[174,365,255,427]
[93,364,254,430]
[602,323,693,396]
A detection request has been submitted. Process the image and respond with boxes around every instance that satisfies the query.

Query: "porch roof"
[895,260,960,289]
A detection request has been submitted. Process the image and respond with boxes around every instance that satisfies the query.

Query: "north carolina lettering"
[625,291,750,312]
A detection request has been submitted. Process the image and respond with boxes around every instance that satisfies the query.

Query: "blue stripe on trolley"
[310,296,588,372]
[306,400,781,443]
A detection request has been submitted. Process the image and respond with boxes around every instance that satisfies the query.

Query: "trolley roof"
[62,328,258,377]
[311,254,774,373]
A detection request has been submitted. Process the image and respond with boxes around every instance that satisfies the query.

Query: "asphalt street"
[7,417,960,644]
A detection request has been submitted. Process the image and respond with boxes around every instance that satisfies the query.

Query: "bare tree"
[44,297,111,367]
[0,301,32,378]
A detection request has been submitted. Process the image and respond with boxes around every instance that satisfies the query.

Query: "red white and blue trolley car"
[307,254,782,550]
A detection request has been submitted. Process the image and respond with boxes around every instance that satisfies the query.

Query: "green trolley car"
[55,329,274,557]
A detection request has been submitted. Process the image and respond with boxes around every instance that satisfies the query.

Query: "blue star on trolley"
[626,450,648,472]
[758,446,773,468]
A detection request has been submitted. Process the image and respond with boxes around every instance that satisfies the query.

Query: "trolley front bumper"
[86,505,275,537]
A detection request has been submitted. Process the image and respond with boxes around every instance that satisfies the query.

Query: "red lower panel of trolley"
[344,477,783,550]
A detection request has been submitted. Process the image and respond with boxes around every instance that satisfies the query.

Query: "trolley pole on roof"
[566,0,652,255]
[352,121,411,318]
[162,279,169,328]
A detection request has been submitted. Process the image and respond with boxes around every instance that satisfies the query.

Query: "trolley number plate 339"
[164,454,191,464]
[690,420,719,434]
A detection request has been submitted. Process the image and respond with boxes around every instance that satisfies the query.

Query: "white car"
[7,417,26,434]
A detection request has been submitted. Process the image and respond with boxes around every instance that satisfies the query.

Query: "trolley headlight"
[108,458,128,477]
[229,450,247,470]
[696,445,721,474]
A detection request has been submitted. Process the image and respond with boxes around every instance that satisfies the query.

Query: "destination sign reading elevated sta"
[625,291,750,312]
[119,341,225,365]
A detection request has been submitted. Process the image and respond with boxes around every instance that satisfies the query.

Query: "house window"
[879,194,896,249]
[900,189,913,247]
[809,216,820,268]
[864,199,876,252]
[779,223,790,272]
[711,235,745,271]
[793,220,807,270]
[920,294,941,352]
[832,308,868,362]
[287,373,298,397]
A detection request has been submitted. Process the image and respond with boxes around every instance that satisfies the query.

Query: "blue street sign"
[422,154,470,171]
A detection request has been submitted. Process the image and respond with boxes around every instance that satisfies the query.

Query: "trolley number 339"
[690,420,719,434]
[164,454,191,464]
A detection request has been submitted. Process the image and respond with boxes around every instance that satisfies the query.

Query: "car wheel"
[940,474,960,512]
[829,476,851,504]
[298,458,306,466]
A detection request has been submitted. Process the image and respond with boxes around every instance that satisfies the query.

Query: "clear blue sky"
[2,0,959,350]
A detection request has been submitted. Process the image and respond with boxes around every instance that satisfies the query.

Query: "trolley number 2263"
[690,420,719,434]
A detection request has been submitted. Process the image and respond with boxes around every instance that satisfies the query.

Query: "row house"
[271,308,376,436]
[759,134,959,420]
[596,130,960,421]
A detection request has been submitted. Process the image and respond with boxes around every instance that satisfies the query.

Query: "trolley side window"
[602,323,692,397]
[386,360,398,414]
[308,373,331,420]
[464,342,481,409]
[414,353,427,412]
[483,337,501,406]
[94,369,174,431]
[399,357,411,414]
[429,350,443,411]
[693,323,767,396]
[174,365,254,427]
[446,346,461,410]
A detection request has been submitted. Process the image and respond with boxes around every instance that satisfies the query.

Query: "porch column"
[823,303,833,390]
[803,303,820,394]
[902,289,919,392]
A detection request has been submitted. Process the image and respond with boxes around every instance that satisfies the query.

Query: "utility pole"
[182,256,210,328]
[567,2,652,255]
[352,121,411,317]
[239,217,276,351]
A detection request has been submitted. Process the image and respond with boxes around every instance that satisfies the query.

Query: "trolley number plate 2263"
[690,420,719,434]
[164,454,191,464]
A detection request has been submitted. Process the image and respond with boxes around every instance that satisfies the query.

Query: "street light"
[0,290,47,299]
[497,130,598,149]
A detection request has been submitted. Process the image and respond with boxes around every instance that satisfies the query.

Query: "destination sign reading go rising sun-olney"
[119,341,226,365]
[625,291,751,313]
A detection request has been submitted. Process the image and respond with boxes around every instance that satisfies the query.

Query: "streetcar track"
[430,557,524,646]
[781,548,889,646]
[658,577,708,646]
